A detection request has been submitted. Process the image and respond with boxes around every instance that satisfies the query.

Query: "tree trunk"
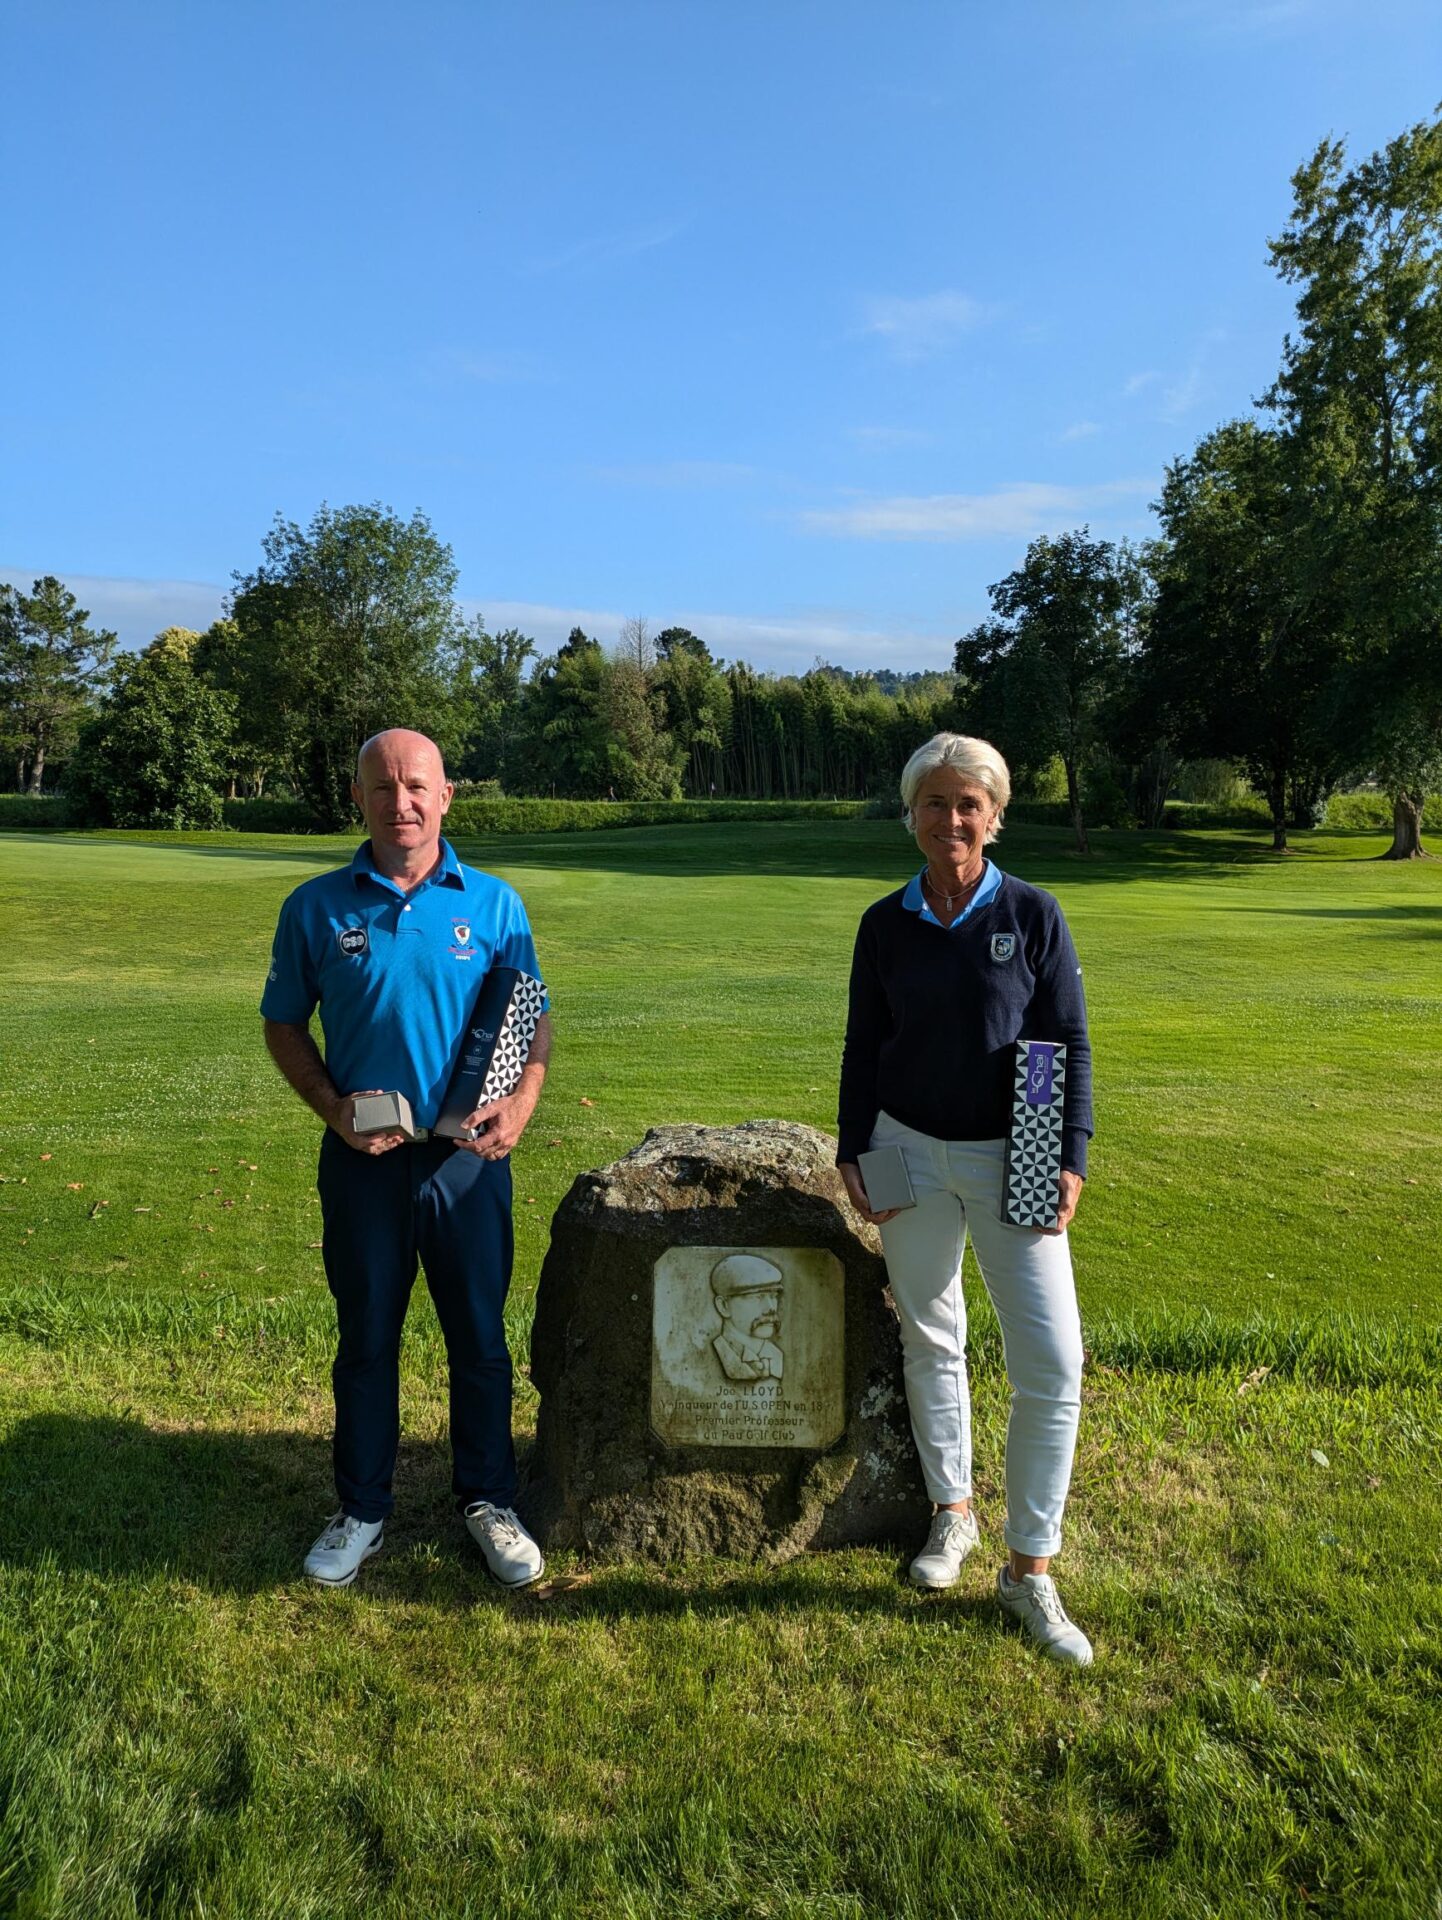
[26,743,46,796]
[1379,789,1430,859]
[1268,769,1289,852]
[1064,756,1089,855]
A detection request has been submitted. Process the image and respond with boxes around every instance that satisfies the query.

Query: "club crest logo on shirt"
[990,933,1017,963]
[450,917,476,959]
[337,926,369,958]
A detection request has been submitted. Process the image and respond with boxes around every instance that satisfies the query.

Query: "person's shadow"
[0,1410,461,1597]
[0,1410,999,1626]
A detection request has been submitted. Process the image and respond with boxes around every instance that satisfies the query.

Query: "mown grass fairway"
[2,821,1440,1917]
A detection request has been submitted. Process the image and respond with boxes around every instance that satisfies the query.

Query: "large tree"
[602,653,683,799]
[0,576,116,793]
[1148,420,1341,851]
[654,629,731,794]
[191,615,285,797]
[66,628,235,829]
[520,628,612,796]
[446,618,536,787]
[1267,111,1442,856]
[955,529,1133,853]
[227,504,461,827]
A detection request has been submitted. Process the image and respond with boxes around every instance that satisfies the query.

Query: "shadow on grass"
[1223,904,1442,925]
[0,1411,941,1618]
[7,823,1326,887]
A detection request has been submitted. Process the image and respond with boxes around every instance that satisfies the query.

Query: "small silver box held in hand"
[351,1092,420,1141]
[856,1144,916,1214]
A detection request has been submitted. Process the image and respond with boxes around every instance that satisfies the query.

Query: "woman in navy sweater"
[837,732,1094,1665]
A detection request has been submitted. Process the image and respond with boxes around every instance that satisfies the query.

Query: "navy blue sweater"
[837,871,1094,1176]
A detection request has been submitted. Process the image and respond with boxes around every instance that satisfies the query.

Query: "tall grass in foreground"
[2,1316,1438,1919]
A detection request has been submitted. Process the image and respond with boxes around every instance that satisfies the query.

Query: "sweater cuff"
[1061,1126,1089,1179]
[836,1125,873,1166]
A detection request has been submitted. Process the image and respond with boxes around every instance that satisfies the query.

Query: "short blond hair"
[899,733,1011,842]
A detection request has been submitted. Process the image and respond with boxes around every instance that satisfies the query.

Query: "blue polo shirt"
[260,839,546,1129]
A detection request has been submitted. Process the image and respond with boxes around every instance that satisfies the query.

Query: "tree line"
[4,110,1440,855]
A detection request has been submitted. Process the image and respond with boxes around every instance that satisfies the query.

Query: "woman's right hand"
[838,1161,901,1226]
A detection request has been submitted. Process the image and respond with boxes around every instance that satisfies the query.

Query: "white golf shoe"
[303,1511,384,1588]
[464,1502,544,1588]
[996,1566,1094,1666]
[908,1507,980,1589]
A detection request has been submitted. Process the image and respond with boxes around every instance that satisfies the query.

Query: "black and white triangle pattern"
[478,971,547,1103]
[1002,1042,1068,1229]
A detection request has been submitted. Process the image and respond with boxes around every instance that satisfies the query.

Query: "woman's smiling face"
[910,767,1000,870]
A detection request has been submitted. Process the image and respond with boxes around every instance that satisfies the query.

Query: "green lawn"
[2,819,1438,1324]
[2,821,1440,1917]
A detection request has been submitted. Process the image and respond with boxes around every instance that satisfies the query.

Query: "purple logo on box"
[1024,1042,1055,1106]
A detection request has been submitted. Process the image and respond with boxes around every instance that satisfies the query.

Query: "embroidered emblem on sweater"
[990,933,1016,962]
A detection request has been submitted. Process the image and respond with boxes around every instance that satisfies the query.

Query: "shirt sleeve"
[1030,903,1093,1178]
[836,913,889,1165]
[259,892,320,1025]
[496,887,549,1011]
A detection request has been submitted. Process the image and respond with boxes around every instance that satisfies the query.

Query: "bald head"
[352,728,453,878]
[357,728,446,783]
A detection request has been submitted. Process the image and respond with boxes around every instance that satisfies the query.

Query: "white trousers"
[871,1112,1083,1557]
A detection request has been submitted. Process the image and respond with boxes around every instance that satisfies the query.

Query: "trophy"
[352,1091,420,1140]
[1001,1039,1068,1228]
[433,967,548,1141]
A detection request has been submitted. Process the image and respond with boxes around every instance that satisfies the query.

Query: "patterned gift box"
[1002,1039,1068,1229]
[434,967,547,1140]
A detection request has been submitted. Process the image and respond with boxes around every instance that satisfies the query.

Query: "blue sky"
[4,0,1439,671]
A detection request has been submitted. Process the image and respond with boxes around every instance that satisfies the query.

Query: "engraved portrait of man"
[708,1253,784,1381]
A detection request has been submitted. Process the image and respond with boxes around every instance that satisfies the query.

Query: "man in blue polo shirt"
[261,727,552,1591]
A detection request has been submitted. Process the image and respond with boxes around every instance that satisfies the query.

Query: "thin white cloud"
[1154,0,1314,37]
[1160,358,1206,421]
[0,568,954,676]
[847,425,934,449]
[861,290,989,362]
[1122,332,1224,421]
[461,599,954,675]
[422,346,551,385]
[0,568,226,649]
[798,479,1155,543]
[525,218,689,276]
[1059,421,1100,442]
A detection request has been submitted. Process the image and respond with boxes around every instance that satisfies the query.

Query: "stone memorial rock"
[522,1120,929,1562]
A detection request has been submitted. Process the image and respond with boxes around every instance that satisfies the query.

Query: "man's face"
[722,1284,782,1345]
[352,731,453,861]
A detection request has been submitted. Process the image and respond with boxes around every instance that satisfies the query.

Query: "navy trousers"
[316,1131,517,1522]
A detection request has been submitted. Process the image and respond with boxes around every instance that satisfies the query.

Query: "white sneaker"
[304,1511,383,1588]
[996,1566,1094,1666]
[909,1507,980,1589]
[464,1502,544,1588]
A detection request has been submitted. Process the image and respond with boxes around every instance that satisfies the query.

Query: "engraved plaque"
[650,1246,845,1450]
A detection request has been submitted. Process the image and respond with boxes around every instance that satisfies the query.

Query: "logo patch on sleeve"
[337,926,369,957]
[990,932,1017,963]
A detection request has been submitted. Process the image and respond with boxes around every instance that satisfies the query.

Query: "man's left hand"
[456,1084,539,1161]
[1046,1170,1084,1236]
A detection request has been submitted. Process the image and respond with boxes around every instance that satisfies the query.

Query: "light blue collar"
[352,837,466,897]
[902,859,1002,929]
